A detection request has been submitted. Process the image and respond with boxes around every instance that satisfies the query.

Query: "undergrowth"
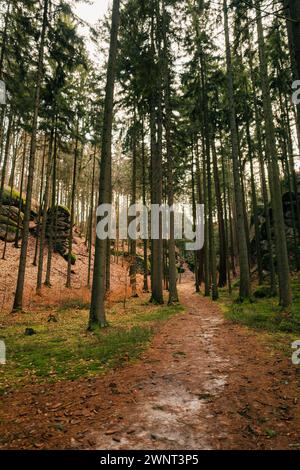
[0,297,183,394]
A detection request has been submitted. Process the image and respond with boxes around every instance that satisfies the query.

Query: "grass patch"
[59,299,90,311]
[0,295,184,393]
[218,274,300,338]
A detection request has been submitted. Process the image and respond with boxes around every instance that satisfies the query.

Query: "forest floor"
[0,235,142,313]
[0,264,300,450]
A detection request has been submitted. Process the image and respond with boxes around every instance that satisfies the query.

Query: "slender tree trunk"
[223,0,251,300]
[36,127,54,294]
[8,120,19,189]
[162,3,178,304]
[149,3,164,305]
[286,0,300,80]
[202,132,210,297]
[0,0,11,79]
[212,138,227,288]
[0,109,13,211]
[284,0,300,144]
[247,36,277,293]
[0,0,11,143]
[206,138,218,301]
[245,113,263,285]
[129,111,137,298]
[33,134,47,266]
[284,93,300,240]
[141,117,149,293]
[220,140,232,293]
[191,156,199,292]
[45,121,58,287]
[256,2,292,307]
[15,132,27,248]
[87,148,96,288]
[12,0,48,311]
[66,121,79,288]
[195,141,204,288]
[2,128,18,259]
[89,0,121,328]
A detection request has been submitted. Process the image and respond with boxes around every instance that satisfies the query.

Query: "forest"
[0,0,300,454]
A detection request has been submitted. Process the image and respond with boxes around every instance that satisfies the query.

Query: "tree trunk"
[12,0,48,311]
[256,2,292,307]
[33,134,47,266]
[87,148,96,288]
[36,127,54,294]
[89,0,121,328]
[195,141,204,288]
[14,132,27,248]
[0,109,13,211]
[212,138,227,288]
[223,0,250,300]
[129,111,137,298]
[2,127,18,259]
[162,2,178,304]
[245,112,263,285]
[141,117,149,293]
[66,121,79,288]
[45,121,58,287]
[149,3,164,305]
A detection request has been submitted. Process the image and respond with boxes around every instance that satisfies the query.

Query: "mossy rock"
[54,241,67,256]
[63,252,77,265]
[261,253,277,271]
[0,186,25,208]
[0,225,18,242]
[0,215,19,228]
[58,205,71,216]
[0,205,24,223]
[253,286,276,299]
[48,205,71,218]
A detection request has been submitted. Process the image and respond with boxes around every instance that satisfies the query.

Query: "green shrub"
[63,252,77,265]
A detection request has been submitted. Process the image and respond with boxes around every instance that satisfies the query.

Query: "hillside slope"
[0,233,136,315]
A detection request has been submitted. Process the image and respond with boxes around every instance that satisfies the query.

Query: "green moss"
[219,275,300,334]
[0,224,17,234]
[0,215,19,227]
[253,286,276,299]
[0,297,184,393]
[59,299,90,311]
[47,205,71,219]
[63,252,77,265]
[134,304,184,323]
[1,186,25,207]
[57,205,71,216]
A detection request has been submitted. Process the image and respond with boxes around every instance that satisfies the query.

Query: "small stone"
[25,328,36,336]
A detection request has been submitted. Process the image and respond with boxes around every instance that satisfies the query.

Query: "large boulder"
[250,174,300,272]
[0,187,25,242]
[45,205,76,264]
[0,186,25,209]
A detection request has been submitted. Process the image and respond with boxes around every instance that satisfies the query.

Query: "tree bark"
[256,1,292,307]
[66,120,79,288]
[89,0,121,328]
[162,1,178,304]
[223,0,251,300]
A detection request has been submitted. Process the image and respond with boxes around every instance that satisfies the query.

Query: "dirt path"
[89,280,300,450]
[89,281,228,450]
[1,277,300,450]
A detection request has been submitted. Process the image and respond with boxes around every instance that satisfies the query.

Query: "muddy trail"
[1,277,300,450]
